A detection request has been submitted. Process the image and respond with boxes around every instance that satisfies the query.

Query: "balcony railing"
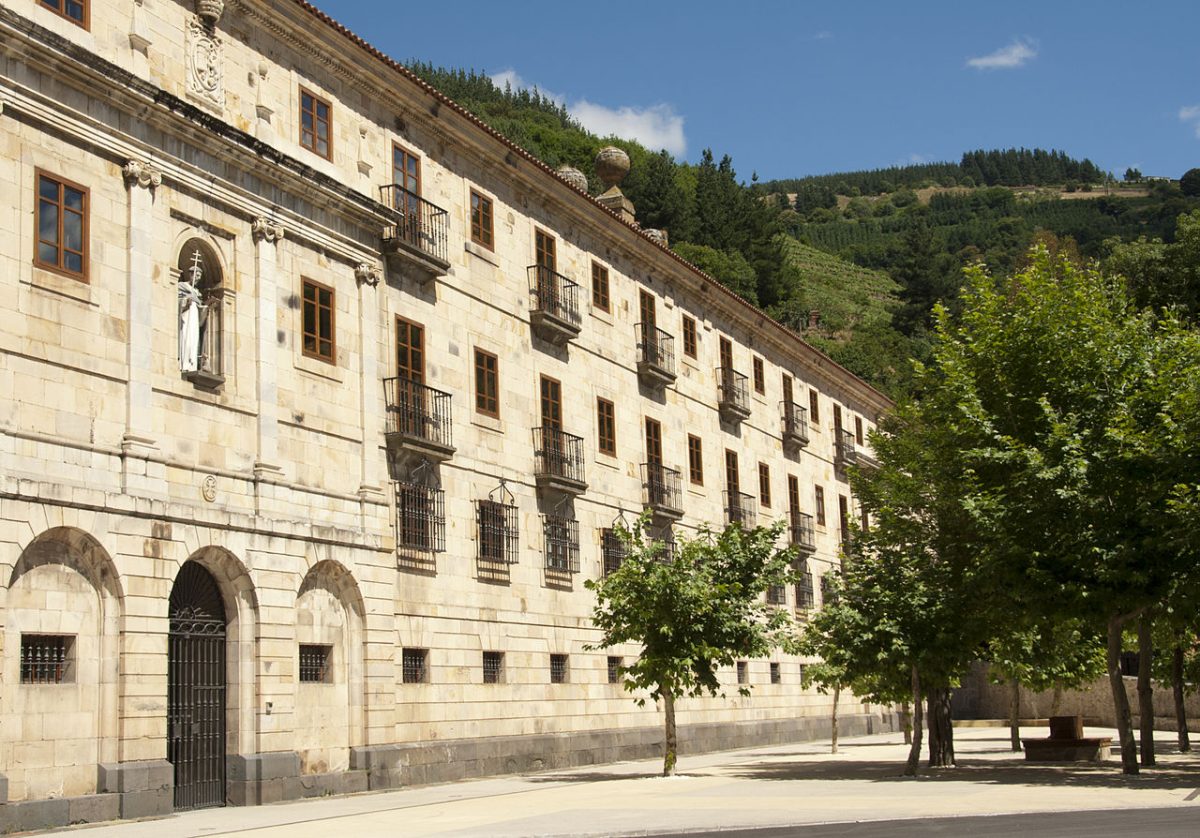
[724,490,757,528]
[379,184,450,269]
[641,462,683,519]
[835,428,859,469]
[383,377,454,460]
[635,323,676,386]
[543,515,580,573]
[795,569,815,611]
[651,526,677,562]
[394,482,446,554]
[781,401,810,448]
[533,426,586,494]
[789,510,817,553]
[528,265,582,343]
[717,367,752,421]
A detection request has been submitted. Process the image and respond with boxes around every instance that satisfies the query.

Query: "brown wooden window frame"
[301,277,336,364]
[474,348,500,418]
[682,314,698,359]
[758,462,771,508]
[687,434,704,486]
[809,389,821,425]
[393,143,422,196]
[535,228,557,272]
[753,357,766,395]
[299,87,333,160]
[34,170,89,282]
[855,415,865,445]
[597,397,617,456]
[470,189,494,250]
[591,261,610,312]
[39,0,88,28]
[725,449,740,494]
[815,484,826,526]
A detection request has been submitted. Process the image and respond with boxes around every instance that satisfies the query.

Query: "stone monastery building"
[0,0,893,829]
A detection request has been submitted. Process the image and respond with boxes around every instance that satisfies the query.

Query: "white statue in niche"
[179,251,209,372]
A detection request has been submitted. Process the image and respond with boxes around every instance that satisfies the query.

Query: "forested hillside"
[410,63,1199,397]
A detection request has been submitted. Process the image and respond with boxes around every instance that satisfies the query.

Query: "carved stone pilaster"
[123,160,163,191]
[251,217,285,244]
[129,0,152,53]
[355,263,381,287]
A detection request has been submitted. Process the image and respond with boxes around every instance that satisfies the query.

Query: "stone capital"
[251,217,285,244]
[355,263,382,287]
[123,160,163,191]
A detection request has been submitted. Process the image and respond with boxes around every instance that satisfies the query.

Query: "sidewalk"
[45,726,1200,837]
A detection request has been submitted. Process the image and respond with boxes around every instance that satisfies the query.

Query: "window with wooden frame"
[788,475,801,514]
[301,278,335,363]
[815,484,826,526]
[809,389,820,425]
[725,449,740,494]
[682,314,698,358]
[687,434,704,486]
[758,462,771,508]
[645,417,663,467]
[834,404,844,437]
[39,0,87,28]
[393,144,421,197]
[597,397,616,456]
[855,416,865,445]
[34,171,88,280]
[396,317,425,384]
[736,661,748,684]
[753,357,765,394]
[839,495,850,543]
[535,229,557,272]
[474,348,499,417]
[591,261,610,311]
[470,189,494,249]
[299,87,332,159]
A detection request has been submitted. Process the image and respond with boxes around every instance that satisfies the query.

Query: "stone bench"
[1022,715,1111,762]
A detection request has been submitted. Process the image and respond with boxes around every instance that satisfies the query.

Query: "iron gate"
[168,562,227,811]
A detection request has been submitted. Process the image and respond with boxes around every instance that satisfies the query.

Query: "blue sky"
[313,0,1199,182]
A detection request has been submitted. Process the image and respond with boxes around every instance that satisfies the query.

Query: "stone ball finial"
[196,0,226,27]
[556,165,589,193]
[595,146,630,190]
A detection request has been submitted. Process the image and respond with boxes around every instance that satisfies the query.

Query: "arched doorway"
[168,561,227,810]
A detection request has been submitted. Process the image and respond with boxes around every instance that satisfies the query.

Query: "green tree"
[586,519,796,776]
[1125,168,1143,183]
[1105,210,1200,316]
[1181,168,1200,197]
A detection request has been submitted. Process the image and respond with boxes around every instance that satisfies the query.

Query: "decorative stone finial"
[595,146,630,190]
[196,0,225,28]
[644,228,669,247]
[556,165,589,193]
[123,160,163,190]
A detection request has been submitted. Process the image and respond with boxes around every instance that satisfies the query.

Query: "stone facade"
[0,0,893,829]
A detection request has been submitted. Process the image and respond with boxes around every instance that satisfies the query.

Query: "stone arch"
[294,560,366,774]
[174,546,259,759]
[174,234,230,382]
[4,528,123,801]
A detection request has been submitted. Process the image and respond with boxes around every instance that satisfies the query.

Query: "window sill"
[589,306,614,326]
[27,266,95,306]
[465,240,500,266]
[295,352,343,383]
[594,452,619,470]
[471,413,504,434]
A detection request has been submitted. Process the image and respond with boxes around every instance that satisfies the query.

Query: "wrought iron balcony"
[393,481,446,554]
[724,490,757,528]
[533,426,587,495]
[379,184,450,276]
[781,401,810,448]
[542,514,580,573]
[528,265,582,344]
[789,510,817,553]
[717,367,752,421]
[835,428,859,469]
[383,377,454,461]
[641,462,683,520]
[635,323,676,387]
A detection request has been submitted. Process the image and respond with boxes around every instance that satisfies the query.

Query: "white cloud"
[489,68,687,157]
[1181,105,1200,138]
[903,153,931,165]
[966,38,1038,70]
[812,30,833,41]
[571,100,687,157]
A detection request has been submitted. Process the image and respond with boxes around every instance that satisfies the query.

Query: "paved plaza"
[40,726,1200,837]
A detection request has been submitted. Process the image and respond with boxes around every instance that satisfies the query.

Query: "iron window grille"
[736,661,748,685]
[641,462,683,516]
[477,495,519,564]
[19,634,72,684]
[395,481,446,554]
[483,651,504,684]
[299,644,332,683]
[607,656,623,684]
[717,366,750,413]
[767,585,788,606]
[835,428,859,468]
[379,184,449,264]
[821,574,838,606]
[550,653,569,684]
[770,663,782,685]
[795,567,816,611]
[790,510,817,552]
[543,514,580,573]
[601,528,628,576]
[781,401,810,445]
[650,526,677,562]
[402,648,428,684]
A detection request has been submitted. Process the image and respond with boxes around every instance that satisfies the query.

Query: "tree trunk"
[1051,681,1064,717]
[904,667,924,776]
[925,686,956,767]
[1137,615,1155,766]
[902,701,913,745]
[1173,644,1191,753]
[830,685,840,754]
[1009,677,1021,752]
[1106,613,1139,775]
[662,690,677,776]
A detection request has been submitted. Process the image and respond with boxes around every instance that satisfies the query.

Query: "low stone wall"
[956,662,1200,730]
